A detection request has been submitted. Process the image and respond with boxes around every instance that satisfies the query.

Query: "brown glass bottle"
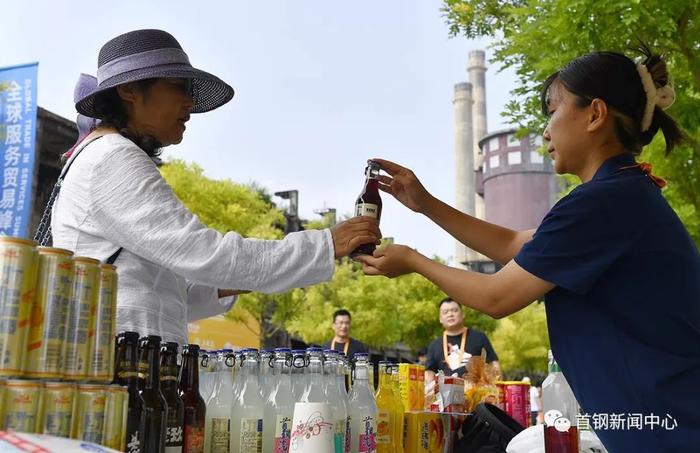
[160,342,184,453]
[351,160,383,257]
[115,331,144,452]
[138,335,167,453]
[178,344,206,453]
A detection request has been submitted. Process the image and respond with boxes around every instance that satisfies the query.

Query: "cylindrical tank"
[480,129,558,231]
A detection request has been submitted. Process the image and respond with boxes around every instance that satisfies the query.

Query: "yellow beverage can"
[86,264,118,383]
[0,379,6,426]
[25,247,74,379]
[102,384,126,450]
[119,386,128,451]
[72,383,107,444]
[3,379,41,432]
[0,237,38,377]
[63,257,100,380]
[38,381,75,437]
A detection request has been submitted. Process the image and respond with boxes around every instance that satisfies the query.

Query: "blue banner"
[0,63,38,238]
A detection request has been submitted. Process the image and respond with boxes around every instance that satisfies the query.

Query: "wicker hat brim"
[76,64,234,118]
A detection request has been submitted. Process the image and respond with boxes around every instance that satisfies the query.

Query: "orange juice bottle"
[375,361,397,452]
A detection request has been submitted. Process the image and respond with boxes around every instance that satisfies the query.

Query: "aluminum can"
[25,247,73,378]
[3,379,41,432]
[497,381,531,428]
[72,383,107,444]
[102,384,127,450]
[38,381,75,437]
[63,257,100,380]
[0,237,38,377]
[86,263,118,382]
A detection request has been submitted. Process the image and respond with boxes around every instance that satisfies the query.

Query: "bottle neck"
[160,351,179,391]
[140,345,161,390]
[549,361,562,374]
[307,357,324,384]
[119,341,140,388]
[179,353,200,392]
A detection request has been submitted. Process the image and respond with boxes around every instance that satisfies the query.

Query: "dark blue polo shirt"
[514,153,700,452]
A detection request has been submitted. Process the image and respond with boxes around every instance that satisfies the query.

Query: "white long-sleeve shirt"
[52,134,335,345]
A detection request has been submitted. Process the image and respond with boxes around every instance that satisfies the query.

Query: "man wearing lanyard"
[425,298,499,383]
[323,309,368,360]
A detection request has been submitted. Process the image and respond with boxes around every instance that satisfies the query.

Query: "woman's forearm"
[421,195,533,264]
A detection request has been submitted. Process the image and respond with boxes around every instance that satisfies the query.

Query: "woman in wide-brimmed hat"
[45,29,380,346]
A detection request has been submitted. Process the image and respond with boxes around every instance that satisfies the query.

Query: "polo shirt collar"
[591,152,637,181]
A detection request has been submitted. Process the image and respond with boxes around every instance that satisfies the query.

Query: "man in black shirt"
[425,298,499,383]
[323,309,368,360]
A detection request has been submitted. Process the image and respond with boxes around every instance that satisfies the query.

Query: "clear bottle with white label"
[325,350,349,453]
[230,349,265,453]
[290,349,308,402]
[263,348,294,453]
[300,347,327,403]
[349,353,377,453]
[231,349,249,397]
[351,160,382,257]
[204,350,235,453]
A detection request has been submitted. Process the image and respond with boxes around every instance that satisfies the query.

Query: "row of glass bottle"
[200,347,381,453]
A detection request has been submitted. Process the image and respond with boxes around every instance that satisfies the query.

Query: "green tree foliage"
[160,160,284,239]
[491,302,550,376]
[443,0,700,245]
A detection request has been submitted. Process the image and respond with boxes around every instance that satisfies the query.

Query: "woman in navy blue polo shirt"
[356,47,700,452]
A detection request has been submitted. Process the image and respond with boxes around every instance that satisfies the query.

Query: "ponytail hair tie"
[637,64,676,133]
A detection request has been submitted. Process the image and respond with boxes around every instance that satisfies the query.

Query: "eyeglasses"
[440,307,462,315]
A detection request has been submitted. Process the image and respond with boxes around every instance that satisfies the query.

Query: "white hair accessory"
[637,64,676,132]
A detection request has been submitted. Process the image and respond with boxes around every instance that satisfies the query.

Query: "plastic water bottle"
[204,350,235,452]
[348,353,377,453]
[263,348,295,453]
[230,349,265,453]
[325,350,349,453]
[291,349,307,402]
[542,350,580,453]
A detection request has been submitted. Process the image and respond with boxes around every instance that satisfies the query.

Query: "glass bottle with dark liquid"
[178,344,206,453]
[161,342,184,453]
[138,335,168,452]
[351,160,382,258]
[114,331,144,452]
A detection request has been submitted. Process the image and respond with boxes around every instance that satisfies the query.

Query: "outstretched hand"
[331,216,382,259]
[371,158,433,213]
[354,244,423,278]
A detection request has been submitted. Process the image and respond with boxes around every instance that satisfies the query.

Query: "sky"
[0,0,519,263]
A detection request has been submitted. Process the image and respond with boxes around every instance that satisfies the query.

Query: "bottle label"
[240,418,263,452]
[355,203,379,219]
[344,416,351,453]
[376,410,391,444]
[209,418,230,453]
[274,415,292,453]
[358,415,376,452]
[184,426,204,453]
[165,425,183,450]
[334,418,345,453]
[126,430,140,453]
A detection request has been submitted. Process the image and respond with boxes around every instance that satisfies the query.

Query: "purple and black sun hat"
[76,29,234,119]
